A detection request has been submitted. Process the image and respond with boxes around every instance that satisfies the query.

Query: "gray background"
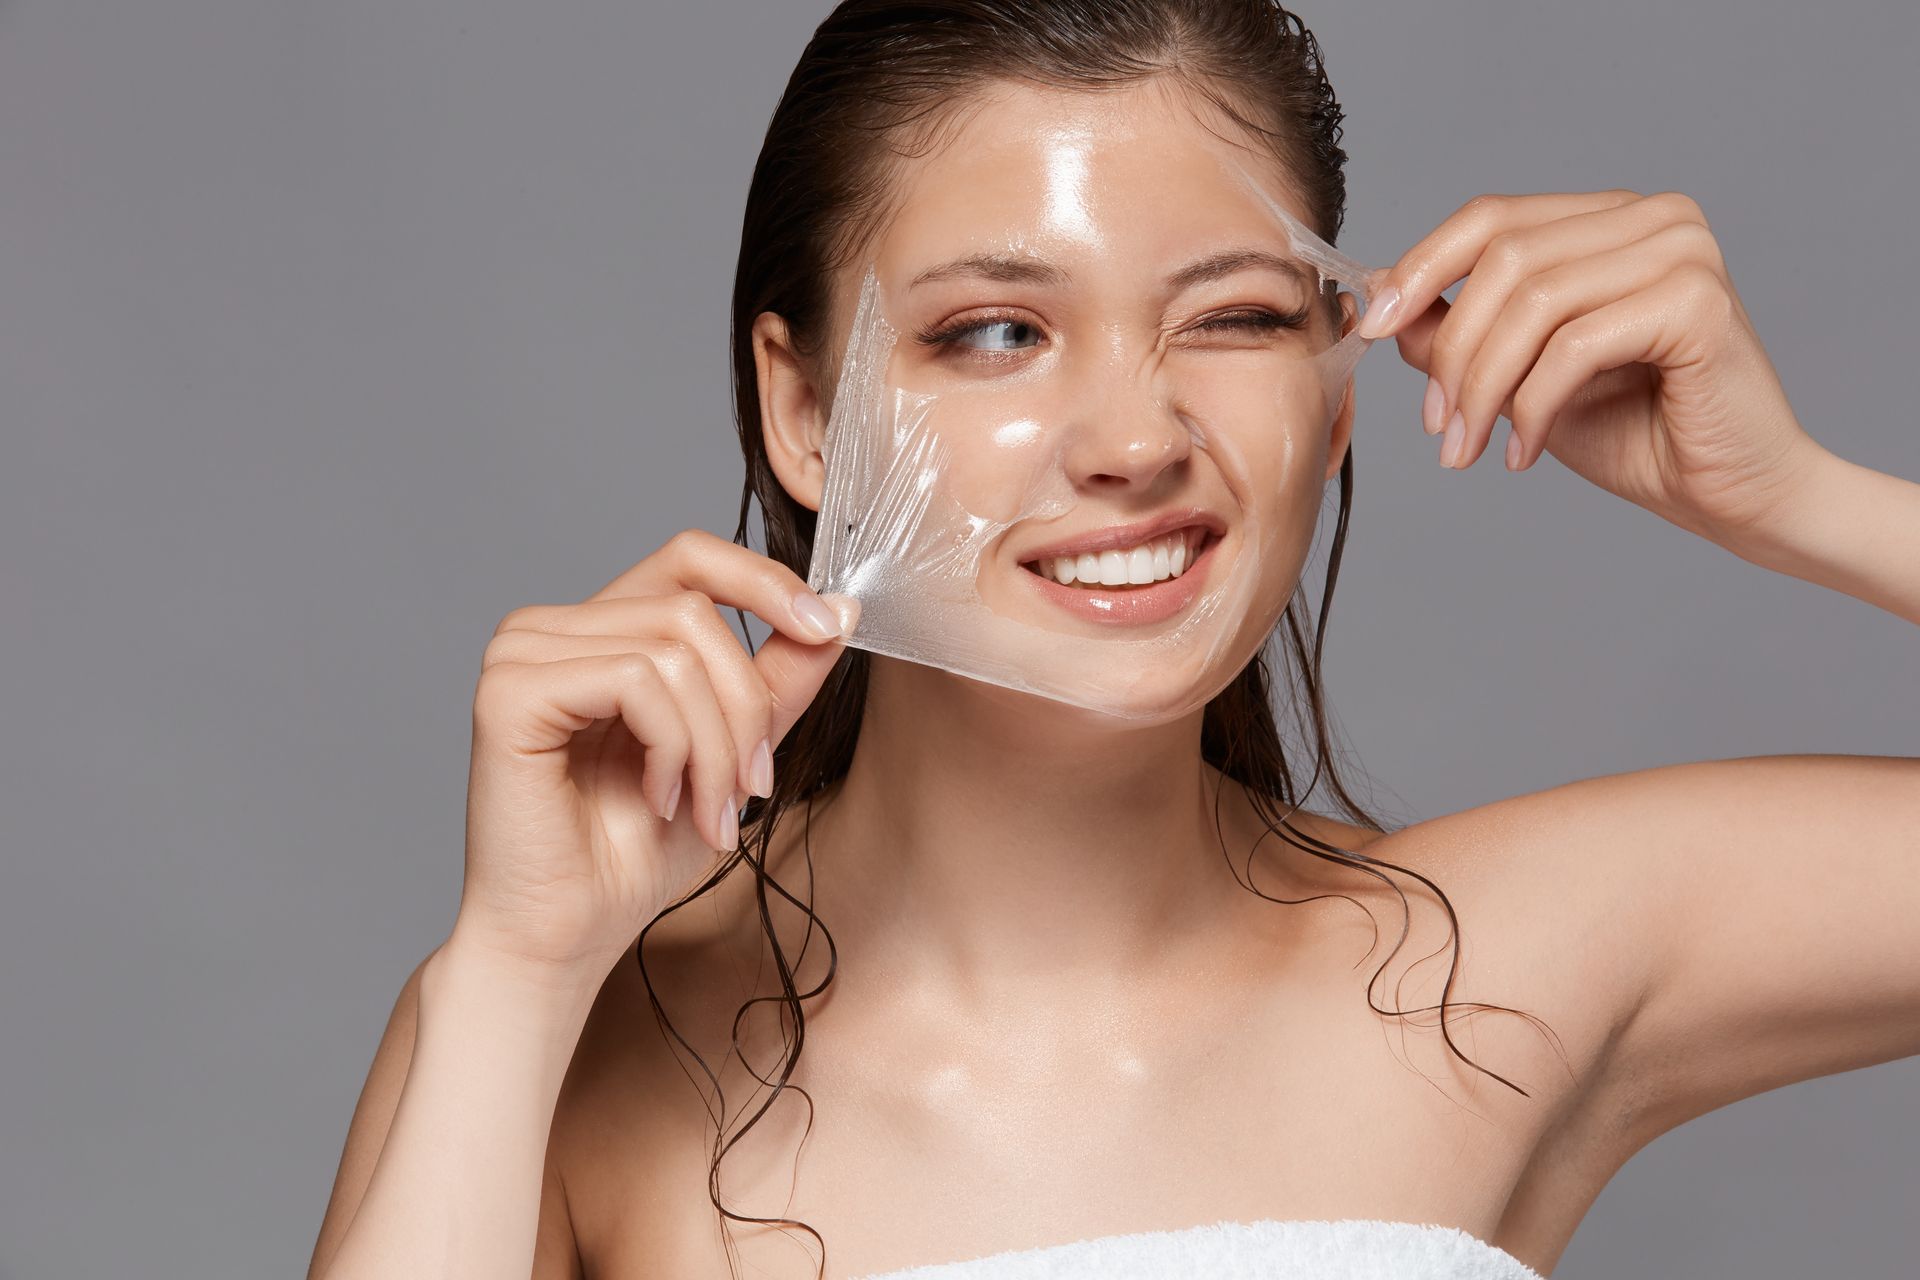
[2,1,1914,1276]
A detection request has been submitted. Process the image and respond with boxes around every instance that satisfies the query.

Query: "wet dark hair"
[637,3,1560,1275]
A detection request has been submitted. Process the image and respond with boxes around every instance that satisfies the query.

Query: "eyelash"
[913,307,1312,358]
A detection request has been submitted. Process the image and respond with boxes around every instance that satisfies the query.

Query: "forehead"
[868,78,1317,286]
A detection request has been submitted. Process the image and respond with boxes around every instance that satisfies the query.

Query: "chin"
[1088,657,1248,725]
[995,654,1248,728]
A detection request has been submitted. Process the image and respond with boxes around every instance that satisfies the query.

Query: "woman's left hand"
[1357,189,1830,554]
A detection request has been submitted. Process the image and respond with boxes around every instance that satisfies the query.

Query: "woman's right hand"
[450,528,857,984]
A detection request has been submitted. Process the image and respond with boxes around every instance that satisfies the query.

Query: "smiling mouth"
[1019,525,1217,590]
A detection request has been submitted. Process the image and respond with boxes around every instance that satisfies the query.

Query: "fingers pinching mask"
[806,158,1385,723]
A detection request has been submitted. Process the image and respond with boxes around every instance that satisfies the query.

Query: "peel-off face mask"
[806,152,1385,724]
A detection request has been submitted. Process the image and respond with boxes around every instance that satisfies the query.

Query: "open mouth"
[1019,525,1217,590]
[1016,524,1223,627]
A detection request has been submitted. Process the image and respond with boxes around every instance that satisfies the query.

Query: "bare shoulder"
[1222,778,1650,1036]
[537,861,791,1271]
[1276,778,1677,1115]
[1362,771,1670,1038]
[1320,760,1814,1134]
[1431,753,1920,1147]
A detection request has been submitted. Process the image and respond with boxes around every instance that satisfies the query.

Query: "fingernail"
[1357,285,1401,339]
[792,590,842,642]
[1422,376,1446,436]
[718,799,738,850]
[1505,431,1524,471]
[1441,411,1465,468]
[662,777,681,823]
[748,737,773,797]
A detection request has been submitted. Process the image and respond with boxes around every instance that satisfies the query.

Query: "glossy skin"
[843,89,1354,721]
[308,78,1920,1280]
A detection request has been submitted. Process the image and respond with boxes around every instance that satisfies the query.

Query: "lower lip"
[1019,533,1220,626]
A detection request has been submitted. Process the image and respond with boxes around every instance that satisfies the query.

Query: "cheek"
[1181,374,1329,523]
[1183,377,1333,643]
[905,387,1079,527]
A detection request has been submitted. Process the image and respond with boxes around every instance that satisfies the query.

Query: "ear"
[1324,290,1359,484]
[753,310,829,513]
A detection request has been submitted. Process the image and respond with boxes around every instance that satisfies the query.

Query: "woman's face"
[822,77,1358,722]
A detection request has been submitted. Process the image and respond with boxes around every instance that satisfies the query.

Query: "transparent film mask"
[806,160,1385,723]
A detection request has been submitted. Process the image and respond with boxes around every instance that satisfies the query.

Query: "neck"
[786,656,1258,1002]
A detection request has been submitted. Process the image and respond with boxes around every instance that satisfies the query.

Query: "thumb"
[753,593,861,747]
[1387,293,1450,377]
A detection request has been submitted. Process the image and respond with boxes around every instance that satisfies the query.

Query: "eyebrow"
[909,252,1069,289]
[907,246,1318,293]
[1166,247,1317,293]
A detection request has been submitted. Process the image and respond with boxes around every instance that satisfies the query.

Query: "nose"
[1056,363,1194,494]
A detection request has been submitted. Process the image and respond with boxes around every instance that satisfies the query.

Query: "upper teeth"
[1034,529,1198,588]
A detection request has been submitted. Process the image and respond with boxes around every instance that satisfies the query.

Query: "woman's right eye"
[956,319,1040,350]
[915,313,1045,357]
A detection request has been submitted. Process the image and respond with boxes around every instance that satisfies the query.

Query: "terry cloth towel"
[851,1217,1548,1280]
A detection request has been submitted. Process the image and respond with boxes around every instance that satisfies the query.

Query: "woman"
[306,3,1920,1278]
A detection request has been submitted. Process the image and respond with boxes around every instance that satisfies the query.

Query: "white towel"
[851,1217,1548,1279]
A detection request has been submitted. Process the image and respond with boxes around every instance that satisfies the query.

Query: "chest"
[558,910,1611,1280]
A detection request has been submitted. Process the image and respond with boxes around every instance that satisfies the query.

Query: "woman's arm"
[307,930,596,1280]
[308,529,853,1278]
[1354,189,1920,1146]
[1525,754,1920,1154]
[1722,445,1920,626]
